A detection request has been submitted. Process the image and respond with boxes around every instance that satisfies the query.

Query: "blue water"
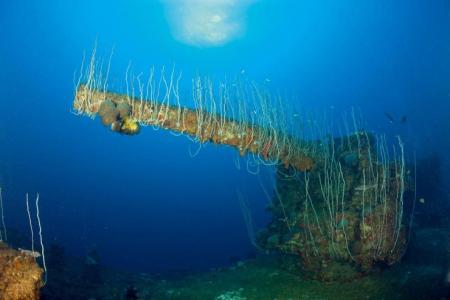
[1,0,450,275]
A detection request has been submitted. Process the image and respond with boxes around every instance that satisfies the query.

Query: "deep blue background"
[0,0,449,272]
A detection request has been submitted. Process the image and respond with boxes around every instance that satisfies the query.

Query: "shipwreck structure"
[73,81,315,172]
[72,52,412,280]
[258,132,410,280]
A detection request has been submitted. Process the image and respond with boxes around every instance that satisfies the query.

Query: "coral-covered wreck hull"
[258,133,411,280]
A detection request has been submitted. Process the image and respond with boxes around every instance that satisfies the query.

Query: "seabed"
[37,228,448,300]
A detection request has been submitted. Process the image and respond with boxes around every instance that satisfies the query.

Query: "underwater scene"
[1,0,450,299]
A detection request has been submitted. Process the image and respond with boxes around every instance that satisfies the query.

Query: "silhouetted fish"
[384,112,395,123]
[400,115,407,123]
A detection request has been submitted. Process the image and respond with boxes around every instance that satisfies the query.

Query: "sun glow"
[161,0,256,47]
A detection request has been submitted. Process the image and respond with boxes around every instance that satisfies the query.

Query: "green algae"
[147,258,436,300]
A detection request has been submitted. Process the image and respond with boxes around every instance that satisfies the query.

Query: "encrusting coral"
[0,242,44,300]
[97,98,140,135]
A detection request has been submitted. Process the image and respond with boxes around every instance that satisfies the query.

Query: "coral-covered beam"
[73,84,315,171]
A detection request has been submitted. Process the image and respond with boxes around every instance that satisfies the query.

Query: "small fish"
[18,248,41,258]
[419,198,425,204]
[384,112,395,123]
[241,69,246,74]
[400,115,407,123]
[265,78,271,82]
